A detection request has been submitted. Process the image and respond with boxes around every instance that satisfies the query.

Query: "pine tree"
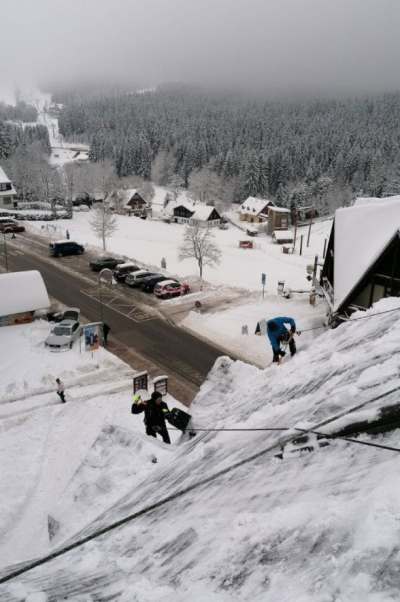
[0,121,12,158]
[242,151,260,198]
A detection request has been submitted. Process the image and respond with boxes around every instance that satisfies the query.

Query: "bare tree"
[167,174,184,201]
[188,167,225,204]
[178,224,222,279]
[89,206,119,251]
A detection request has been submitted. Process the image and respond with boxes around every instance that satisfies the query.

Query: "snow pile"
[0,271,50,317]
[2,298,400,600]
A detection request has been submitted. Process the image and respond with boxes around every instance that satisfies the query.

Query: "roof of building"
[272,229,294,241]
[269,206,290,214]
[0,270,50,317]
[106,189,145,205]
[170,201,220,221]
[334,196,400,311]
[0,165,11,184]
[239,197,273,215]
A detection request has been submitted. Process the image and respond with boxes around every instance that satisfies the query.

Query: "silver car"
[45,320,82,351]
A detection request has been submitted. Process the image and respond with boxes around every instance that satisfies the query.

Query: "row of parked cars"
[89,256,191,299]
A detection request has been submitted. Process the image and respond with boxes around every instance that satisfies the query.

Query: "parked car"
[0,222,25,233]
[49,240,85,257]
[154,280,190,299]
[45,320,82,350]
[140,274,175,293]
[47,308,80,323]
[90,256,125,271]
[113,262,140,282]
[125,270,159,287]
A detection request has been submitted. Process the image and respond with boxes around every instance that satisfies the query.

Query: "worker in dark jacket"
[267,316,297,364]
[132,391,171,444]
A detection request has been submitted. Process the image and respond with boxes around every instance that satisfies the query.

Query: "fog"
[1,0,400,96]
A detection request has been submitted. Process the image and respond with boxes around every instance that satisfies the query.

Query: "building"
[266,207,291,235]
[239,197,276,223]
[171,203,222,227]
[105,189,148,215]
[0,165,17,209]
[320,196,400,316]
[272,230,294,245]
[0,270,50,327]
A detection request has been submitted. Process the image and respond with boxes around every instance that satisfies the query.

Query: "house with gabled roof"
[168,201,222,227]
[320,196,400,316]
[239,197,276,223]
[0,165,17,209]
[105,189,148,215]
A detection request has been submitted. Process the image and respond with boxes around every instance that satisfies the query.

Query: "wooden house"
[266,207,290,235]
[239,197,276,223]
[171,203,222,227]
[320,196,400,316]
[105,189,148,215]
[0,165,17,209]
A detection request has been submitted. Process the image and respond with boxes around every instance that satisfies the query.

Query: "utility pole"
[307,205,315,248]
[293,206,300,249]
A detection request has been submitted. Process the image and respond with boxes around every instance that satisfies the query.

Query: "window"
[0,183,11,191]
[3,197,11,205]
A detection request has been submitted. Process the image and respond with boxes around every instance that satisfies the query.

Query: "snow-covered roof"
[106,189,144,206]
[272,229,294,241]
[0,166,11,184]
[353,195,400,207]
[269,206,290,213]
[0,271,50,317]
[334,197,400,310]
[191,205,220,221]
[239,197,272,215]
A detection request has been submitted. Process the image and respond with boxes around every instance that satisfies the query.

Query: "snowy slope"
[2,298,400,601]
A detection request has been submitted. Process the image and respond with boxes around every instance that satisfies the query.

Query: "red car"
[0,222,25,233]
[154,279,190,299]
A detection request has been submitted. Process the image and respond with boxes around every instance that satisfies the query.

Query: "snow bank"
[0,271,50,317]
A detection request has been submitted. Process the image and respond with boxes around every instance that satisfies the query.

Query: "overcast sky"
[1,0,400,96]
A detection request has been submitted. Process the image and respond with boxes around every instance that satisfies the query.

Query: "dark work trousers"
[146,425,171,444]
[57,391,66,403]
[275,334,297,358]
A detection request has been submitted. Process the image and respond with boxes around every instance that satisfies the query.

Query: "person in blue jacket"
[267,316,297,364]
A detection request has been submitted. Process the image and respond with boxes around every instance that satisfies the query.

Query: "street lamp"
[98,268,113,346]
[3,227,15,273]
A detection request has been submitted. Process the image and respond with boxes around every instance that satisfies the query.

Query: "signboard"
[153,375,168,396]
[241,325,248,335]
[133,370,148,394]
[84,323,102,351]
[261,273,266,285]
[0,311,33,327]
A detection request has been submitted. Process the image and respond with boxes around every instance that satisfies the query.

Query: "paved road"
[1,240,231,395]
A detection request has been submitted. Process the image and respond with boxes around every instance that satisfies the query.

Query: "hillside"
[1,298,400,601]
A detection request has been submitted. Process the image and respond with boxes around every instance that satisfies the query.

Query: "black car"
[113,263,141,282]
[89,256,125,271]
[140,274,175,292]
[49,241,84,257]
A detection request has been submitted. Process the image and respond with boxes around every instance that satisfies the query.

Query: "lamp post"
[3,227,15,272]
[98,268,113,346]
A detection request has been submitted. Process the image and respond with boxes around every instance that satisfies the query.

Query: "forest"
[55,85,400,214]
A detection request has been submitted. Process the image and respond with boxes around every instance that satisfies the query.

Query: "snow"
[27,205,332,295]
[272,229,294,241]
[334,196,400,310]
[239,197,272,215]
[1,298,400,600]
[0,271,50,317]
[0,165,12,184]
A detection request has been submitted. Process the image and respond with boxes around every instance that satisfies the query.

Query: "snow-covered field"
[2,298,400,600]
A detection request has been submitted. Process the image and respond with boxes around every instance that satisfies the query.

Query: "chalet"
[239,197,276,223]
[0,165,17,209]
[266,207,290,235]
[171,203,222,227]
[105,189,148,215]
[320,196,400,317]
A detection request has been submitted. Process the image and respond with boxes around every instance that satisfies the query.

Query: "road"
[1,236,232,403]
